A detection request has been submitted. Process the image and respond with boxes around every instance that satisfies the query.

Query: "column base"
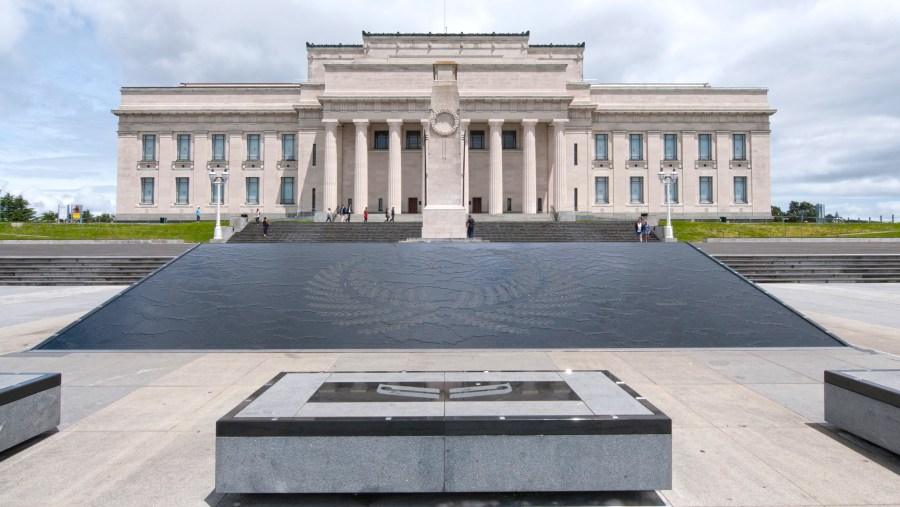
[422,205,467,239]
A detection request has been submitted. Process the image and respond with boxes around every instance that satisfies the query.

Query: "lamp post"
[657,167,678,240]
[208,169,229,240]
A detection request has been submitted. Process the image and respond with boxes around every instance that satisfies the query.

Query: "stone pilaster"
[388,119,402,216]
[353,119,369,214]
[488,119,504,214]
[461,119,470,213]
[522,119,538,214]
[553,119,568,212]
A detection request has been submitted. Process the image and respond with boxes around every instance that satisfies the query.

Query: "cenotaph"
[421,62,467,239]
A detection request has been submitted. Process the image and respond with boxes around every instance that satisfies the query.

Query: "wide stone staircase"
[713,254,900,283]
[0,256,173,285]
[228,221,649,243]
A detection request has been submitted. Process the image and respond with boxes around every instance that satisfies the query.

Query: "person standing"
[635,216,643,242]
[347,205,352,222]
[195,207,201,222]
[255,208,260,224]
[262,217,270,238]
[325,208,332,223]
[364,207,368,223]
[466,215,475,238]
[642,219,651,242]
[390,206,395,222]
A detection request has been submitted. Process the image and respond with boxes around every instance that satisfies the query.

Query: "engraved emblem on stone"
[430,108,459,136]
[377,384,440,399]
[449,383,512,399]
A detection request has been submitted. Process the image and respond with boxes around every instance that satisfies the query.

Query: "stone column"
[522,119,538,214]
[488,119,504,214]
[553,119,568,212]
[461,119,470,212]
[388,119,402,215]
[323,120,338,216]
[353,119,369,214]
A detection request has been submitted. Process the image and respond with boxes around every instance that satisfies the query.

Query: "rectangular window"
[630,176,644,203]
[470,130,485,150]
[502,130,517,149]
[629,134,643,160]
[733,134,746,160]
[574,144,578,165]
[247,134,260,161]
[140,177,154,204]
[594,134,608,160]
[698,134,711,161]
[282,134,296,161]
[373,131,389,150]
[312,188,316,211]
[177,134,191,161]
[175,177,189,205]
[595,177,609,204]
[378,197,383,212]
[405,131,421,150]
[312,143,317,166]
[212,134,226,161]
[210,181,224,204]
[699,176,713,204]
[246,177,259,205]
[734,176,748,204]
[664,134,677,160]
[506,197,512,212]
[280,177,295,205]
[573,188,578,211]
[667,180,679,204]
[142,134,156,161]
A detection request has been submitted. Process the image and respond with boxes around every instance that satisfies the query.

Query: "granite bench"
[824,369,900,454]
[0,373,61,453]
[216,370,671,494]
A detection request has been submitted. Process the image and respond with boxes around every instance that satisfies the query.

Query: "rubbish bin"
[719,216,727,223]
[159,217,168,224]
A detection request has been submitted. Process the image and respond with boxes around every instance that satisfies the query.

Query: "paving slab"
[663,383,811,429]
[682,350,819,384]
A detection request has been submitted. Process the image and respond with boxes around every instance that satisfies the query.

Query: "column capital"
[551,119,569,127]
[420,118,430,126]
[322,119,339,124]
[352,119,370,126]
[521,119,539,126]
[488,119,504,127]
[387,119,403,126]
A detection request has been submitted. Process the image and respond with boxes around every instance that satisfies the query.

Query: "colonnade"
[321,117,569,215]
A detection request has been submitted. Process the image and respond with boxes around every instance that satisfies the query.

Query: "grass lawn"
[0,221,228,243]
[662,220,900,243]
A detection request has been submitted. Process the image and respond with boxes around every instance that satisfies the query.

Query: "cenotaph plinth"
[421,62,467,239]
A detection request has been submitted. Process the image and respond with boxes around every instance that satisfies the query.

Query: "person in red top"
[364,207,368,223]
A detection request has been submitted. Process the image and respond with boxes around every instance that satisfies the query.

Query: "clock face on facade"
[430,108,459,136]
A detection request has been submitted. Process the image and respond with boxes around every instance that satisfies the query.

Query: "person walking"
[466,214,475,238]
[364,207,368,223]
[325,208,332,223]
[642,219,651,242]
[262,217,270,238]
[390,206,395,222]
[635,216,643,242]
[347,205,352,222]
[255,208,260,224]
[384,208,389,222]
[339,205,345,222]
[195,207,201,222]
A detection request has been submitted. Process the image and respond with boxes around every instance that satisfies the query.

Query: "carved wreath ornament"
[430,108,460,136]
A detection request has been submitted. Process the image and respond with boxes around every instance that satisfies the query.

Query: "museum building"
[113,31,774,221]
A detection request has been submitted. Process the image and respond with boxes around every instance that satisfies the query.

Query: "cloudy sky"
[1,0,899,219]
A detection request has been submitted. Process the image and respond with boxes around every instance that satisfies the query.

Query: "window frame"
[282,134,296,161]
[210,180,225,205]
[630,176,644,204]
[594,134,608,160]
[175,177,189,205]
[211,134,227,162]
[699,176,713,204]
[664,134,678,161]
[405,131,421,150]
[698,134,712,161]
[280,177,295,205]
[142,134,156,162]
[246,177,260,205]
[176,134,191,161]
[469,130,486,150]
[666,179,679,204]
[594,176,609,204]
[246,134,261,161]
[140,177,154,205]
[733,133,746,161]
[373,131,389,150]
[734,176,748,204]
[629,134,643,161]
[501,130,517,150]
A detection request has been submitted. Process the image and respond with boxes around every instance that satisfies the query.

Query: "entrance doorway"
[472,197,482,214]
[408,197,418,214]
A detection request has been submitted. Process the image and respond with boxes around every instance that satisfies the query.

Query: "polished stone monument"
[0,373,61,453]
[421,62,467,239]
[216,370,671,493]
[824,369,900,454]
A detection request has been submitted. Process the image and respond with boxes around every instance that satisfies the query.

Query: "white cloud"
[0,0,28,60]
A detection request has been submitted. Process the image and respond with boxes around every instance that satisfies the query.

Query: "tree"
[0,193,36,222]
[81,209,94,222]
[40,210,59,222]
[96,213,114,223]
[787,200,817,222]
[771,205,784,218]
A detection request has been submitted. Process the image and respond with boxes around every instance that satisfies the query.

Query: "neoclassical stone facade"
[114,31,774,221]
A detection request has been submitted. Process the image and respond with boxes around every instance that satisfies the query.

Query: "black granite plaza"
[38,243,844,350]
